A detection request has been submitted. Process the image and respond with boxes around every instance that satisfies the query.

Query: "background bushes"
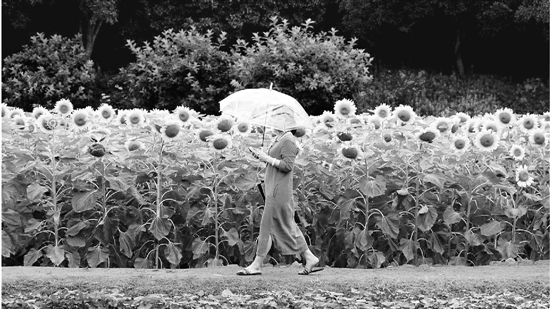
[2,22,548,116]
[1,33,99,111]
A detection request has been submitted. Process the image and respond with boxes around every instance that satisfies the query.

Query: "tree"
[78,0,118,60]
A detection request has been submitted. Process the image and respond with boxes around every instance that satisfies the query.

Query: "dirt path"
[3,261,549,295]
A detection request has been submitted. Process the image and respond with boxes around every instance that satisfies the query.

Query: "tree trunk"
[454,29,465,77]
[81,15,103,60]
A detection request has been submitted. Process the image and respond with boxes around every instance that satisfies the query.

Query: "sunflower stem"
[155,142,164,269]
[414,143,422,265]
[50,128,59,250]
[214,152,220,266]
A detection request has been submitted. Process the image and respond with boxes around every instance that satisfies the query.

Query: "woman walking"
[237,128,323,276]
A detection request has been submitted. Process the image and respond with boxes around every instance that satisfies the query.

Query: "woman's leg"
[242,235,272,273]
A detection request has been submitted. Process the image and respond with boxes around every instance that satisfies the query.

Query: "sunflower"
[373,104,392,119]
[208,134,233,152]
[125,140,144,152]
[125,109,146,128]
[509,144,526,161]
[482,119,502,137]
[12,115,28,131]
[473,129,500,152]
[455,112,470,124]
[517,114,539,134]
[160,121,182,142]
[96,104,115,123]
[347,116,363,128]
[381,131,393,144]
[464,118,481,134]
[54,99,73,116]
[516,165,534,188]
[9,108,25,119]
[450,135,470,154]
[173,106,196,124]
[318,111,336,129]
[292,127,307,138]
[417,127,440,143]
[70,109,90,131]
[430,117,450,134]
[367,115,383,130]
[393,105,416,125]
[334,99,356,117]
[336,131,353,142]
[1,103,9,118]
[31,106,49,119]
[216,115,234,133]
[528,129,548,148]
[234,121,251,135]
[337,144,363,161]
[89,128,112,143]
[494,108,516,127]
[542,112,550,123]
[36,114,59,134]
[197,128,214,142]
[115,111,127,126]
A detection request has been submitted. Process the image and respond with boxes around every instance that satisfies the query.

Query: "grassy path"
[2,261,549,308]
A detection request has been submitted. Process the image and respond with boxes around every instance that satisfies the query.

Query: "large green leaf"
[24,248,43,266]
[233,172,258,191]
[480,221,503,237]
[417,205,438,232]
[443,207,462,226]
[149,216,172,240]
[46,245,65,266]
[464,230,483,246]
[71,190,97,213]
[66,250,81,268]
[359,175,386,198]
[223,227,240,247]
[191,237,209,260]
[423,174,444,190]
[375,213,399,239]
[119,230,135,258]
[2,231,14,257]
[399,238,418,262]
[26,183,48,201]
[429,230,446,254]
[355,229,373,251]
[497,238,518,260]
[86,246,110,268]
[164,242,182,267]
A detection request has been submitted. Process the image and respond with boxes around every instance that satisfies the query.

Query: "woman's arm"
[275,139,298,173]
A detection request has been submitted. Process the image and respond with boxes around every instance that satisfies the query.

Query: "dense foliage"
[231,17,373,115]
[361,69,549,116]
[117,28,233,114]
[2,100,549,270]
[1,33,99,111]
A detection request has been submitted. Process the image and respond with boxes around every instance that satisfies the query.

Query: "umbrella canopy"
[219,88,312,131]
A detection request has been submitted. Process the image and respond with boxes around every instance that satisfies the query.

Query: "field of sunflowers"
[1,98,549,269]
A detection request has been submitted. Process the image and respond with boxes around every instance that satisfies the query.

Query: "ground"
[2,261,550,308]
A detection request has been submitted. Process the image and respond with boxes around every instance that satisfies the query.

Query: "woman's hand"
[251,148,270,163]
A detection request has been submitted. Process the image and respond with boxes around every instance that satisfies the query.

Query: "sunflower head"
[216,115,234,133]
[97,104,115,122]
[373,104,392,119]
[125,140,143,152]
[88,143,106,157]
[36,114,60,134]
[516,165,533,188]
[347,116,363,128]
[368,115,383,130]
[9,108,25,119]
[529,129,547,147]
[495,108,515,126]
[393,105,416,125]
[292,127,307,138]
[208,134,232,152]
[474,129,499,152]
[509,144,525,161]
[54,99,73,116]
[431,118,450,133]
[455,112,470,124]
[482,120,502,136]
[71,109,90,131]
[334,99,356,117]
[451,135,470,154]
[1,103,9,118]
[382,132,392,143]
[174,106,196,123]
[518,114,539,133]
[235,121,251,135]
[338,145,363,160]
[31,106,49,120]
[319,111,336,129]
[126,109,146,128]
[198,129,214,142]
[418,127,440,143]
[160,121,182,142]
[12,115,28,131]
[337,132,353,142]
